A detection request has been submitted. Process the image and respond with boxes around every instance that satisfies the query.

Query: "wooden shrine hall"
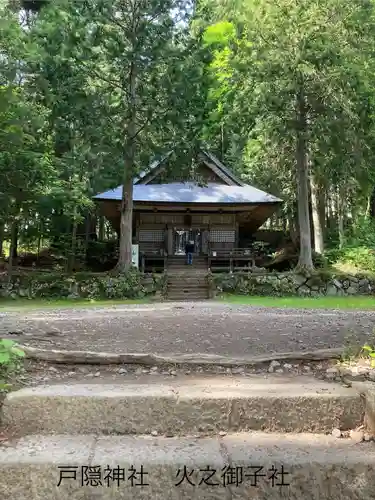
[94,149,282,272]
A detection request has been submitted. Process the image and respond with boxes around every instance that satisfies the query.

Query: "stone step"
[168,257,207,261]
[168,264,208,268]
[167,282,208,288]
[168,256,207,260]
[167,287,208,292]
[168,259,207,263]
[167,268,208,272]
[167,293,209,300]
[167,269,208,281]
[168,265,208,268]
[167,271,208,276]
[1,433,374,499]
[167,275,208,286]
[2,377,364,436]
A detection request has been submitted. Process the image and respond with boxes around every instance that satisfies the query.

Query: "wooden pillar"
[235,220,239,248]
[167,227,173,255]
[135,215,140,245]
[202,229,209,255]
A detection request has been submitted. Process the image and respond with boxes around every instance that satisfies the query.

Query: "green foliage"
[0,339,25,392]
[81,271,147,300]
[203,21,235,46]
[362,344,375,368]
[0,339,25,365]
[86,240,118,272]
[347,216,375,248]
[2,0,375,279]
[326,246,375,274]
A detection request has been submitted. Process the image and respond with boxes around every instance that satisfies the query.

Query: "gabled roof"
[133,149,244,186]
[94,149,282,205]
[133,151,174,184]
[200,150,245,186]
[94,182,282,204]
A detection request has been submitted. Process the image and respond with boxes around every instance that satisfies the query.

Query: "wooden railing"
[209,248,254,258]
[208,248,256,272]
[140,251,166,273]
[139,248,261,273]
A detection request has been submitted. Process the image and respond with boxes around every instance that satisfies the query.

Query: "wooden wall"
[96,200,281,253]
[138,212,236,226]
[135,211,238,254]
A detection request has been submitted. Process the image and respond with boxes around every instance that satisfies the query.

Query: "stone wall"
[209,271,375,297]
[0,271,167,300]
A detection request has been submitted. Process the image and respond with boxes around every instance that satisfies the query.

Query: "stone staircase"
[166,255,209,300]
[1,375,375,498]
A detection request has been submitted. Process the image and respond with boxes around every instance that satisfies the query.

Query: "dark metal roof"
[94,182,282,204]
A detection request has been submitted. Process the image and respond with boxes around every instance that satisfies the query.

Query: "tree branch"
[76,59,129,95]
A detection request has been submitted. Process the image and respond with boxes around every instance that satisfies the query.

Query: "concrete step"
[1,432,374,499]
[2,377,364,436]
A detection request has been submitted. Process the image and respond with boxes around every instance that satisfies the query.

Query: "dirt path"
[1,302,374,356]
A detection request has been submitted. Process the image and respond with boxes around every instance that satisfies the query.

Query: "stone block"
[0,435,94,500]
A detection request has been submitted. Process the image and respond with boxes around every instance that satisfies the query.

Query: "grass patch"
[218,294,375,310]
[0,297,152,311]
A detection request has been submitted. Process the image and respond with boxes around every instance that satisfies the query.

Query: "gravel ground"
[1,301,375,356]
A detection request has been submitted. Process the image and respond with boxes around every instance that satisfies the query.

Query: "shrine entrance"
[173,228,202,255]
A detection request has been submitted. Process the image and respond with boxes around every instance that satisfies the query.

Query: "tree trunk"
[0,222,4,256]
[310,173,324,254]
[11,220,18,260]
[287,207,299,248]
[295,84,314,271]
[369,186,375,218]
[116,51,137,273]
[117,177,134,272]
[318,188,326,241]
[221,122,225,161]
[337,185,346,249]
[366,193,371,218]
[281,215,287,233]
[327,188,336,233]
[8,219,18,283]
[83,213,97,259]
[37,219,43,259]
[68,216,78,273]
[98,215,105,240]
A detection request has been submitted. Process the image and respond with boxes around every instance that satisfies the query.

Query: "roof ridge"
[200,150,245,186]
[133,149,244,186]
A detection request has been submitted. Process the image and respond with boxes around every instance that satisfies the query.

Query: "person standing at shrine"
[185,240,195,265]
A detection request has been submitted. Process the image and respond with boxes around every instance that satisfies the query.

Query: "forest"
[2,0,375,278]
